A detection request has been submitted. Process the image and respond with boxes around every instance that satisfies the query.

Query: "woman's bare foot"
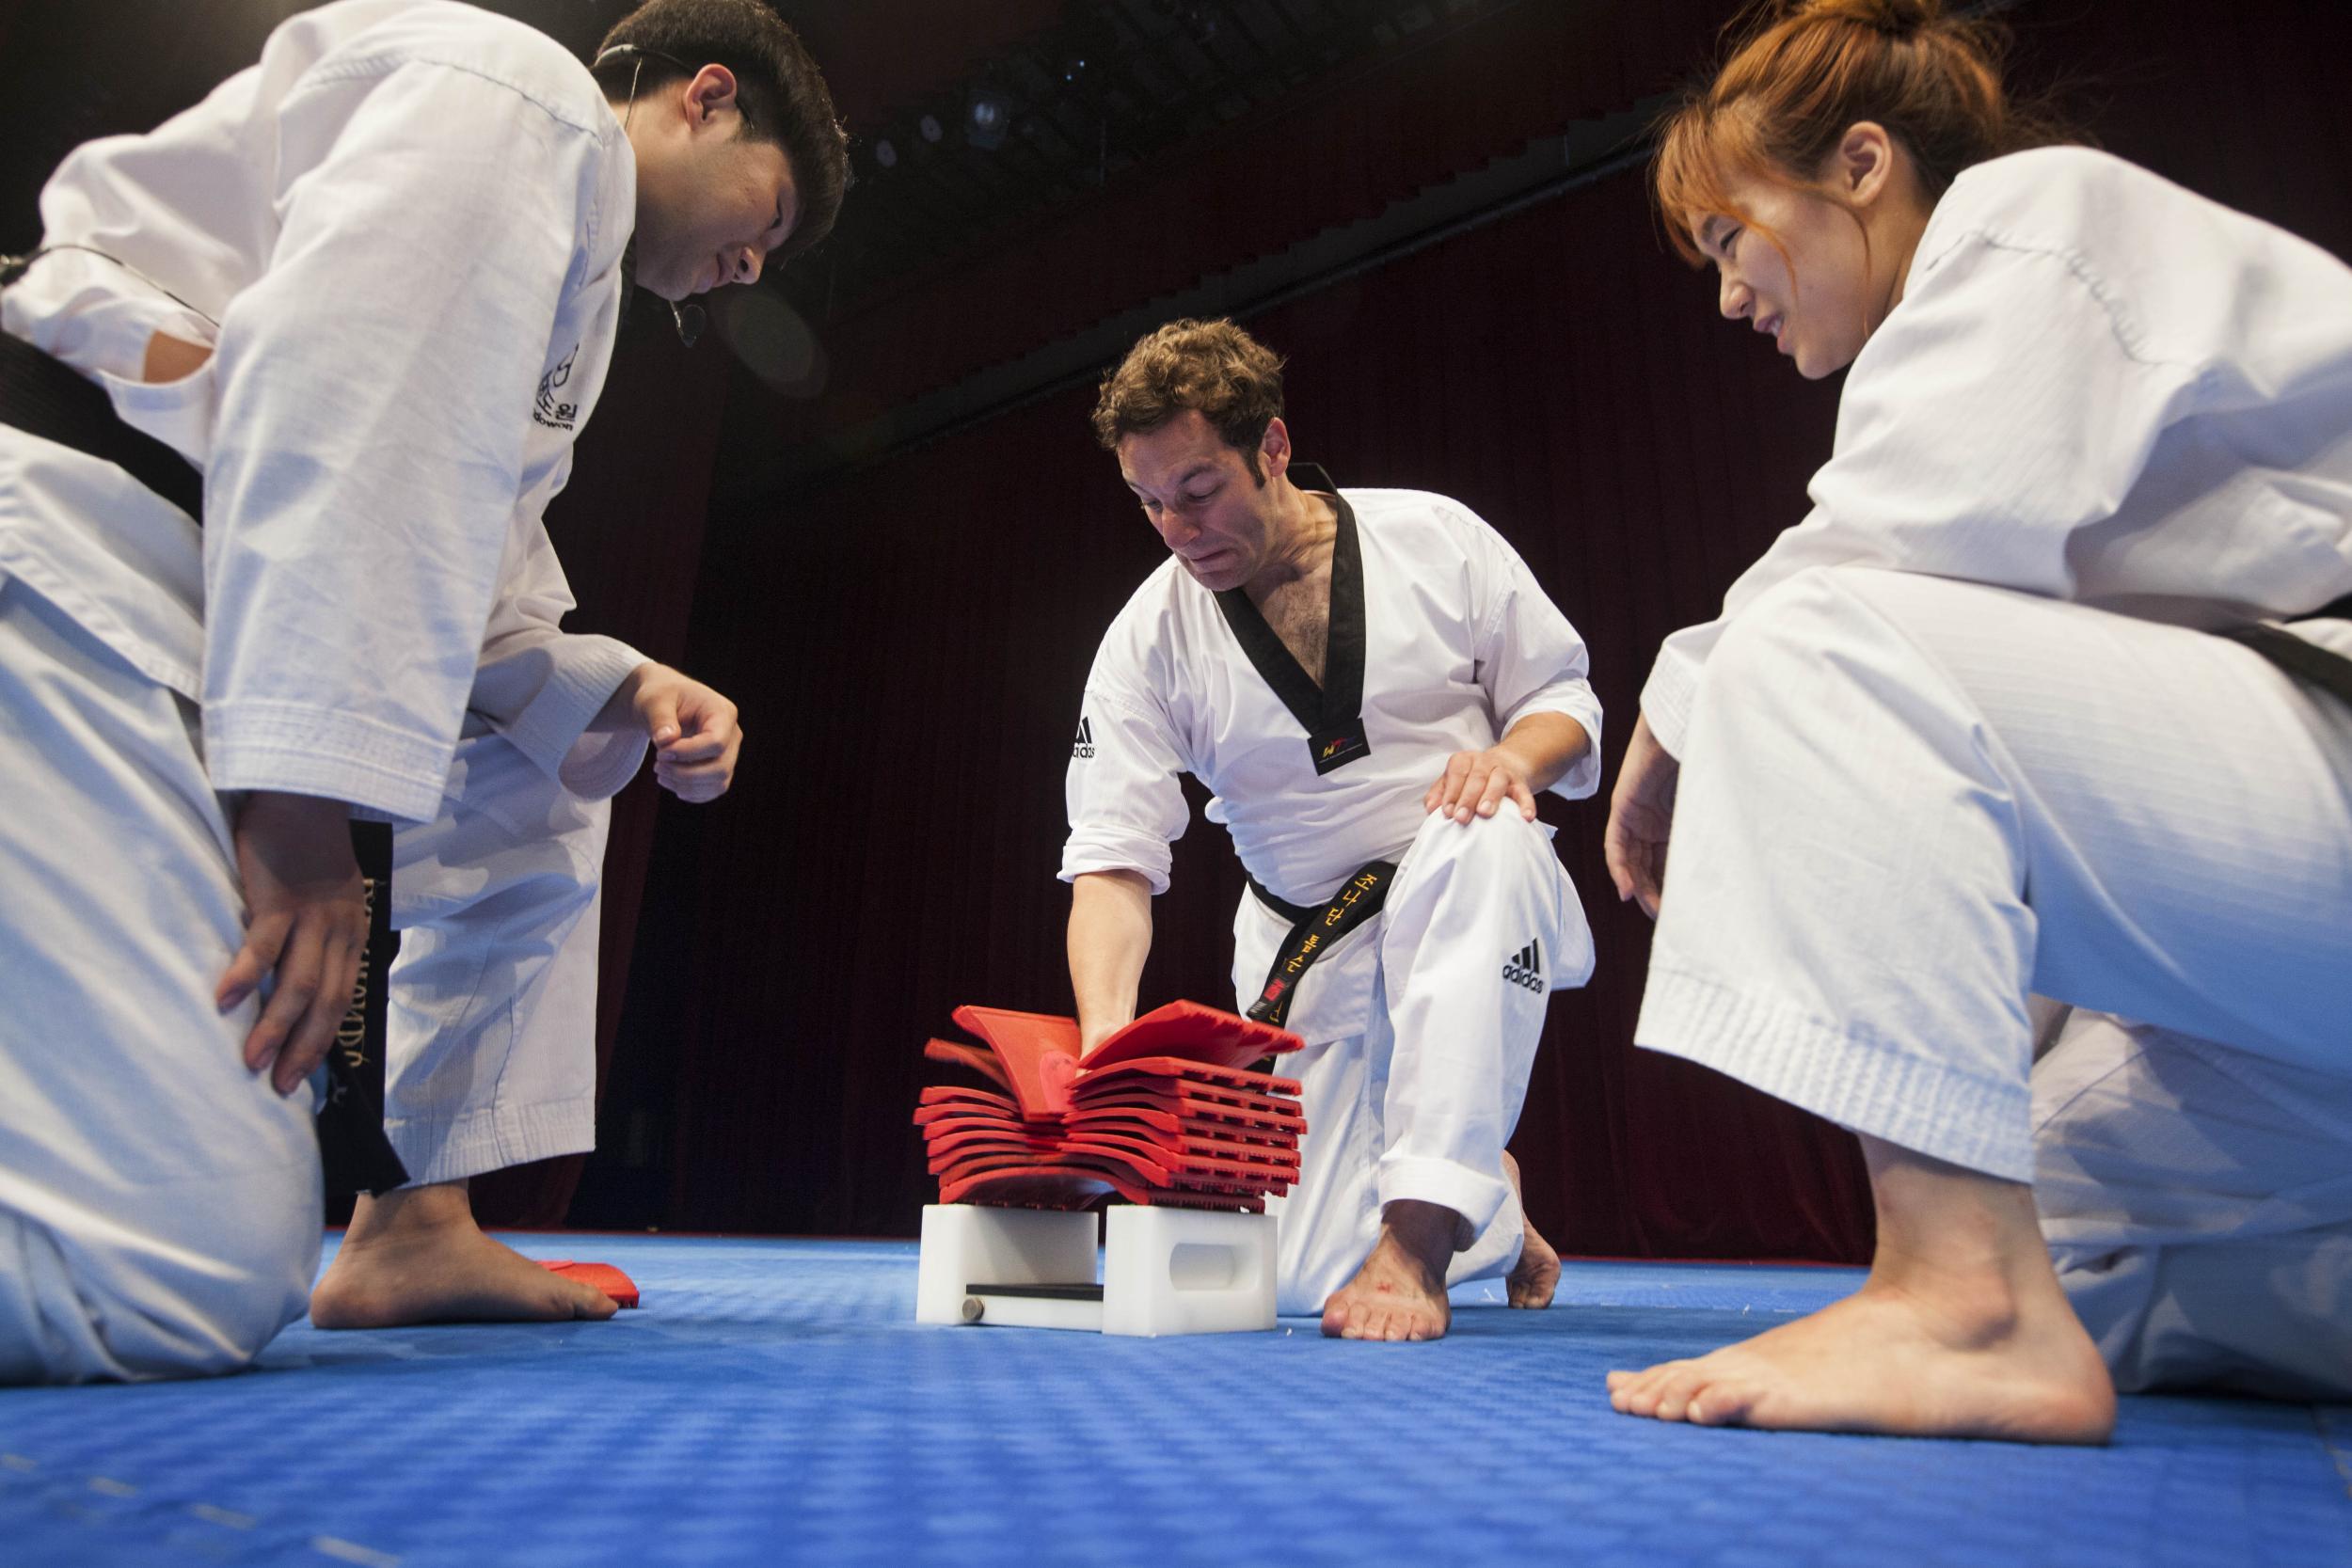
[1322,1199,1457,1341]
[1605,1138,2114,1443]
[310,1180,619,1329]
[1501,1150,1560,1308]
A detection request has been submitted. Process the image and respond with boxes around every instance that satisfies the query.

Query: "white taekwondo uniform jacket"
[1642,145,2352,756]
[1063,485,1602,899]
[0,0,649,827]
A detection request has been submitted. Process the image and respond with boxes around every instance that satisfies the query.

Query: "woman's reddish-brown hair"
[1654,0,2069,267]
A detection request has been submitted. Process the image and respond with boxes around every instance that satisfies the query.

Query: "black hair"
[594,0,850,261]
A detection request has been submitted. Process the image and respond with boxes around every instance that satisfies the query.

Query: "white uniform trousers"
[1243,806,1595,1314]
[1636,567,2352,1391]
[2036,1011,2352,1400]
[0,577,320,1384]
[385,721,608,1188]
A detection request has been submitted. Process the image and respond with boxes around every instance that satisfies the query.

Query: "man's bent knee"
[0,1196,315,1385]
[1403,795,1551,877]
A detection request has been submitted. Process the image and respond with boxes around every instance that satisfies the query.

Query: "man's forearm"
[1069,870,1153,1051]
[1493,711,1592,795]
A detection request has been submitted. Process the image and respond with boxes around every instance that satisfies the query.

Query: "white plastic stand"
[1100,1206,1276,1338]
[914,1205,1100,1328]
[914,1203,1277,1337]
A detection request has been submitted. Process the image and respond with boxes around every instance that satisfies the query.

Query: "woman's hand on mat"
[1423,747,1541,824]
[217,790,370,1095]
[613,662,743,803]
[1604,713,1677,920]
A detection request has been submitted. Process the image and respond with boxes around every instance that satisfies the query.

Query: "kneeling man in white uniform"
[0,0,844,1380]
[1062,319,1602,1341]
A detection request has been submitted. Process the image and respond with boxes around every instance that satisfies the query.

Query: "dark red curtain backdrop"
[564,0,2352,1256]
[752,0,1750,454]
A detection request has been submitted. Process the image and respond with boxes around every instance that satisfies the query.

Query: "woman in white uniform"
[1601,0,2352,1441]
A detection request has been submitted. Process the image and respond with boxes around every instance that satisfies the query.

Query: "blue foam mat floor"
[3,1234,2347,1567]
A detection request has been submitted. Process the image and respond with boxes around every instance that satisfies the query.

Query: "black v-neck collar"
[1212,463,1373,775]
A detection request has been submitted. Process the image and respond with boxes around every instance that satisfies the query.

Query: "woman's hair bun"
[1790,0,1944,38]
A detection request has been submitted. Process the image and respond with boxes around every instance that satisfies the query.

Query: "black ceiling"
[780,0,1492,322]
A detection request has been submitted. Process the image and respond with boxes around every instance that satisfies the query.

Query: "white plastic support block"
[914,1203,1279,1336]
[914,1204,1099,1325]
[1101,1205,1276,1338]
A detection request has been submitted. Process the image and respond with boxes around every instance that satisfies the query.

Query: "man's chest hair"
[1253,568,1333,689]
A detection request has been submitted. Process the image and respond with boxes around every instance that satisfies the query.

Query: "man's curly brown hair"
[1092,319,1286,480]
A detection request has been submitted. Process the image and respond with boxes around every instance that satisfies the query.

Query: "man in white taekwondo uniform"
[0,0,845,1380]
[1063,319,1603,1342]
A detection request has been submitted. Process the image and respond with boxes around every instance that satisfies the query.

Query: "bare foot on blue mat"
[1603,1274,2113,1442]
[1322,1199,1455,1341]
[1605,1140,2113,1442]
[310,1180,618,1329]
[1501,1151,1559,1309]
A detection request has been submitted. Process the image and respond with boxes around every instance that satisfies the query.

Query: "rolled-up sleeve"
[200,62,596,822]
[467,502,649,801]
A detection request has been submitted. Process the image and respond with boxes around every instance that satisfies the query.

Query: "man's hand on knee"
[1422,748,1540,825]
[216,791,369,1096]
[1424,713,1587,825]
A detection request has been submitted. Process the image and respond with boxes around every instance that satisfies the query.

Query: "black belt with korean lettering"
[1245,860,1396,1030]
[0,325,409,1196]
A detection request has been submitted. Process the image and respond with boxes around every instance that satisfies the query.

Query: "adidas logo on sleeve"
[1071,718,1095,760]
[1502,939,1544,993]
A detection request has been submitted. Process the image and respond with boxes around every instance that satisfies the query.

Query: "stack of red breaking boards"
[916,1001,1307,1212]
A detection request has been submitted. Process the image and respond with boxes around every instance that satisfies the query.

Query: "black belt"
[0,327,409,1196]
[2221,593,2352,706]
[326,825,411,1196]
[1245,860,1395,1030]
[0,328,201,518]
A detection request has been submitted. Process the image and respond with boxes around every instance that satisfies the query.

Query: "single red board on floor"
[535,1259,639,1309]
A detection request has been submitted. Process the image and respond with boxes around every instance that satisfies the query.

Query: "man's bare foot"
[1501,1150,1560,1309]
[1322,1199,1457,1341]
[1605,1138,2115,1443]
[310,1180,619,1329]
